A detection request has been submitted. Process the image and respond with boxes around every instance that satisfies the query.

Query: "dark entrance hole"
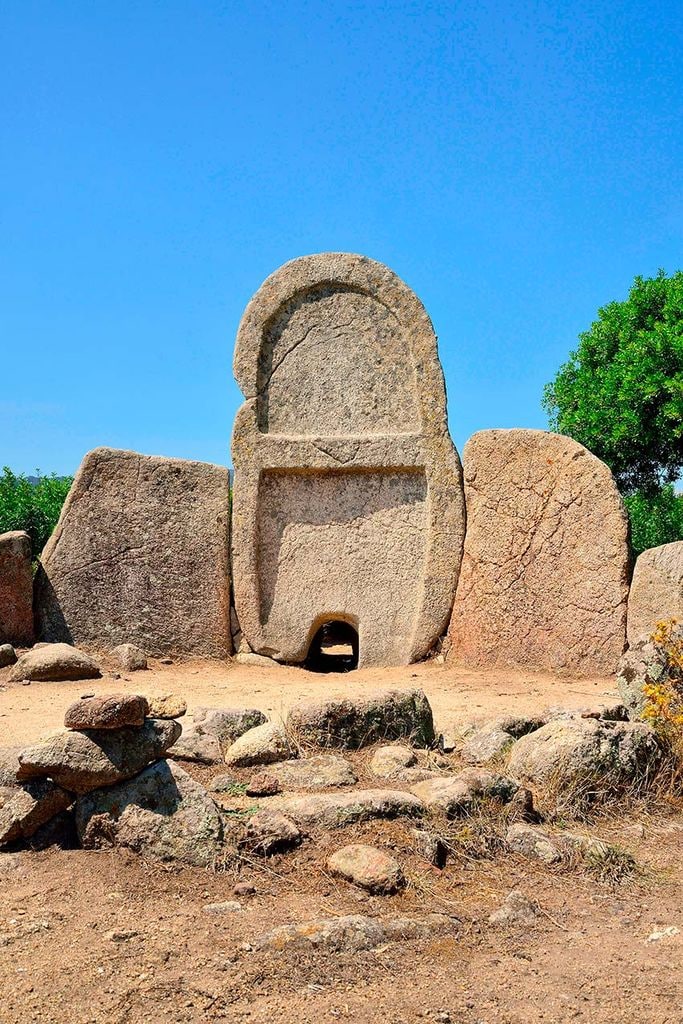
[305,620,359,673]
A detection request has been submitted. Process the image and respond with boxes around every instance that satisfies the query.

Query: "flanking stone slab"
[231,253,465,668]
[0,531,33,647]
[627,541,683,645]
[447,429,630,675]
[287,689,435,748]
[266,754,357,790]
[266,789,424,829]
[34,447,231,658]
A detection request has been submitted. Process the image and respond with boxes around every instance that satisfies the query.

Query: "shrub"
[0,467,72,560]
[642,620,683,774]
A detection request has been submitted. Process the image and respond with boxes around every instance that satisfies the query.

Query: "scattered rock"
[64,693,149,730]
[246,772,280,797]
[488,890,539,927]
[255,913,457,953]
[506,823,563,864]
[0,644,17,668]
[209,772,242,793]
[409,769,518,816]
[268,789,424,829]
[287,689,435,749]
[369,745,417,778]
[224,721,297,768]
[111,643,148,672]
[76,759,225,867]
[0,531,33,647]
[267,754,357,790]
[0,780,72,845]
[168,726,223,765]
[192,707,268,753]
[9,643,101,683]
[242,809,302,855]
[233,882,256,897]
[18,719,181,794]
[328,844,404,893]
[460,724,515,765]
[146,693,187,719]
[203,901,243,914]
[235,652,280,668]
[410,828,448,868]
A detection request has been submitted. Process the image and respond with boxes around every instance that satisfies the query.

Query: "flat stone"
[0,644,17,668]
[409,769,518,816]
[224,721,297,768]
[245,772,280,796]
[369,745,417,778]
[0,747,21,786]
[168,726,223,765]
[0,531,33,646]
[267,789,424,829]
[18,719,181,794]
[76,759,225,867]
[287,689,435,749]
[231,253,465,668]
[111,644,148,672]
[192,707,267,753]
[9,644,101,683]
[33,447,232,658]
[506,823,563,864]
[64,693,149,730]
[627,542,683,645]
[0,780,72,845]
[203,901,243,914]
[234,652,280,668]
[460,724,515,765]
[267,754,357,790]
[254,913,456,952]
[448,429,629,675]
[242,809,302,854]
[327,844,404,893]
[146,693,187,719]
[488,890,539,927]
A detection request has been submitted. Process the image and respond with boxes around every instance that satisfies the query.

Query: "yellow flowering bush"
[642,621,683,752]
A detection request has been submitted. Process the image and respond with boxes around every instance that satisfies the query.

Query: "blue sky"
[2,0,681,475]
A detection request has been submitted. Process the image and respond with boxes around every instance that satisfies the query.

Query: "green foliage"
[624,486,683,558]
[0,468,72,560]
[543,270,683,494]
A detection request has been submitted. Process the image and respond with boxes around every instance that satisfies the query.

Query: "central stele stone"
[231,253,465,668]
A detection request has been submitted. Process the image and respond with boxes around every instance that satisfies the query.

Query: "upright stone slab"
[447,429,629,675]
[34,447,231,658]
[627,541,683,645]
[231,253,465,667]
[0,531,33,647]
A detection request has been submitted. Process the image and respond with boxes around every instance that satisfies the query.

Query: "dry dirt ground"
[1,656,682,1024]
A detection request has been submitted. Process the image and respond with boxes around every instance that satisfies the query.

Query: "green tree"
[543,270,683,495]
[0,468,73,560]
[624,486,683,558]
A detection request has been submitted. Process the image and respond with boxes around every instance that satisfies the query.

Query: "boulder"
[287,689,435,749]
[17,719,181,794]
[111,644,148,672]
[0,780,72,845]
[616,638,671,719]
[409,769,518,816]
[327,844,404,893]
[241,809,302,854]
[146,693,187,719]
[507,717,662,804]
[267,754,357,790]
[224,721,297,768]
[192,707,267,752]
[448,430,629,675]
[0,644,17,668]
[488,890,538,927]
[627,542,683,645]
[0,531,33,647]
[267,789,424,829]
[506,823,563,864]
[168,726,222,765]
[64,694,149,730]
[33,447,232,658]
[255,913,456,953]
[245,771,280,796]
[0,747,21,786]
[9,643,101,683]
[460,724,515,765]
[75,759,225,867]
[369,745,417,778]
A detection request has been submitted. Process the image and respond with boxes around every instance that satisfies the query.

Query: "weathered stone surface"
[192,707,267,752]
[267,754,357,790]
[410,827,448,868]
[234,652,280,668]
[267,789,424,829]
[231,253,465,668]
[64,693,148,730]
[409,769,517,816]
[18,719,181,794]
[627,542,683,645]
[0,780,72,845]
[287,689,434,749]
[328,844,404,893]
[254,913,456,952]
[34,447,231,658]
[242,809,302,854]
[0,644,17,668]
[146,693,187,719]
[224,721,297,768]
[616,640,669,719]
[167,726,223,765]
[460,724,515,765]
[111,643,148,672]
[488,891,538,927]
[507,717,662,802]
[75,759,224,867]
[0,531,33,647]
[369,745,417,778]
[448,429,629,675]
[245,771,280,796]
[0,747,21,786]
[9,643,101,683]
[506,823,563,864]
